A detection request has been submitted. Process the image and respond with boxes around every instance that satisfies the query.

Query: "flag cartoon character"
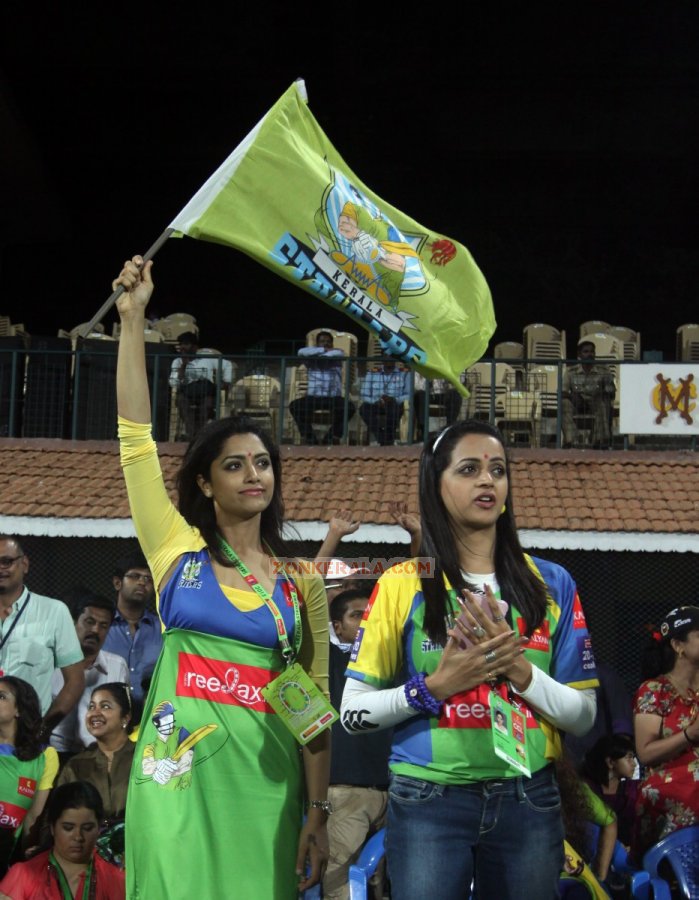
[316,173,426,312]
[142,700,217,791]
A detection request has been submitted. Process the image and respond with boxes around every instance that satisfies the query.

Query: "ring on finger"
[484,649,497,663]
[493,615,506,622]
[486,671,496,682]
[472,625,487,639]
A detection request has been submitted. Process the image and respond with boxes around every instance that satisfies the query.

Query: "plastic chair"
[348,828,386,900]
[676,323,699,362]
[641,825,699,899]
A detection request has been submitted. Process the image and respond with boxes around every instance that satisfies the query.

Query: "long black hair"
[0,676,43,761]
[419,420,548,645]
[176,416,289,566]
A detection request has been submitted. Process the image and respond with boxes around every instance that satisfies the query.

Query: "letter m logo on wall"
[653,373,696,425]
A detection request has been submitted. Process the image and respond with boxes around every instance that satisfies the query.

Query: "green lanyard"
[217,537,302,666]
[49,852,95,900]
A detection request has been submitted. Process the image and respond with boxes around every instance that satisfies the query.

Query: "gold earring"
[501,504,507,514]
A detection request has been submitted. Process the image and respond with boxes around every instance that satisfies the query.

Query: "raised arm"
[114,256,155,423]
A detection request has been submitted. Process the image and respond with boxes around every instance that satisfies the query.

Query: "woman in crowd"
[0,677,58,876]
[57,683,134,822]
[581,733,638,847]
[112,257,330,899]
[342,420,598,899]
[633,606,699,857]
[0,781,124,899]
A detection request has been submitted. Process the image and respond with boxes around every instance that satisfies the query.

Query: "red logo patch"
[176,653,276,712]
[516,618,551,651]
[438,683,494,729]
[0,800,28,830]
[16,777,36,799]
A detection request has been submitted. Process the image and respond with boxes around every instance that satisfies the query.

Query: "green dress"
[125,550,303,900]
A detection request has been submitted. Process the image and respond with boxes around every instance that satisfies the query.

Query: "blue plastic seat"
[348,828,386,900]
[641,825,699,900]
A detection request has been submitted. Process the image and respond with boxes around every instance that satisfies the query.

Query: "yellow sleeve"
[346,568,417,688]
[118,417,205,589]
[293,570,329,697]
[38,747,59,791]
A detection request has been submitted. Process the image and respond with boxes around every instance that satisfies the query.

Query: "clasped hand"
[425,587,531,701]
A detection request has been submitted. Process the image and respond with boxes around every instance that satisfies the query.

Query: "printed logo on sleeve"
[350,627,365,662]
[578,635,596,672]
[572,592,587,630]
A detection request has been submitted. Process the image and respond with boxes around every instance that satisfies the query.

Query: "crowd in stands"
[0,506,697,897]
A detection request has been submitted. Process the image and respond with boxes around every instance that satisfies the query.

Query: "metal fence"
[0,338,695,450]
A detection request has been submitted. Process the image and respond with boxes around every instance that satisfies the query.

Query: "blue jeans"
[386,765,564,900]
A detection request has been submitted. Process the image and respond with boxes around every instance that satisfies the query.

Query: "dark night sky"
[1,6,697,359]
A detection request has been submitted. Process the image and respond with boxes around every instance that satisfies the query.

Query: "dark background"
[1,5,697,358]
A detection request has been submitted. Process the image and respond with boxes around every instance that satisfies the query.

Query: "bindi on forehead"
[483,453,489,459]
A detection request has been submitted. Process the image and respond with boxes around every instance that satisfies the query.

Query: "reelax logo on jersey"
[438,684,537,730]
[0,801,26,830]
[176,652,276,712]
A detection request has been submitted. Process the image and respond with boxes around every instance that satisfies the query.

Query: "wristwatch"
[308,800,333,816]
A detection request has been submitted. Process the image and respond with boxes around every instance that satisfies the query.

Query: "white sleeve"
[511,667,597,736]
[340,677,418,734]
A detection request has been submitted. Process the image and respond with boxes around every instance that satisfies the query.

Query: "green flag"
[169,80,495,395]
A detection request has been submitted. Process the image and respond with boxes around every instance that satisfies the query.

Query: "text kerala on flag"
[169,79,496,395]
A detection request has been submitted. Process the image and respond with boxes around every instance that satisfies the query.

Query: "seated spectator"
[324,590,392,900]
[169,331,234,440]
[0,677,58,878]
[413,373,462,440]
[581,734,638,848]
[359,356,411,445]
[51,589,129,757]
[557,755,617,896]
[57,684,134,828]
[290,331,355,444]
[633,606,699,859]
[0,781,125,899]
[562,340,616,449]
[564,660,633,767]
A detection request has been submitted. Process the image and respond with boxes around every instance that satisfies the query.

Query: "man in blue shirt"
[290,331,355,444]
[360,356,411,445]
[103,551,161,708]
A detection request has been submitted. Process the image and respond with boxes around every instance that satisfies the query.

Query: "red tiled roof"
[0,439,697,535]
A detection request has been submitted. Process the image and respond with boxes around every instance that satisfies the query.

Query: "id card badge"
[489,690,531,777]
[262,662,338,745]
